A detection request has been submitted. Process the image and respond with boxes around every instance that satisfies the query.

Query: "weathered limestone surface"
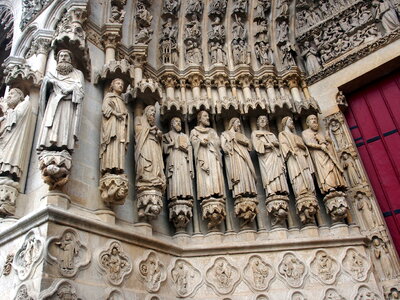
[0,0,399,299]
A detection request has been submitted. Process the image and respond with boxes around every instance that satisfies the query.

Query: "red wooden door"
[345,71,400,254]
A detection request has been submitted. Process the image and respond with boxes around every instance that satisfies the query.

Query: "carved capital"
[201,197,226,230]
[188,74,203,88]
[263,76,276,88]
[238,74,253,88]
[68,6,88,25]
[286,75,300,89]
[38,150,72,191]
[213,74,228,88]
[0,179,19,218]
[26,36,52,58]
[99,174,129,206]
[161,75,178,88]
[102,31,122,49]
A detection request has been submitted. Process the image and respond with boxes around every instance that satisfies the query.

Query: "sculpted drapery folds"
[163,117,193,201]
[252,115,288,198]
[302,115,346,194]
[190,111,225,200]
[221,118,257,199]
[37,50,84,152]
[0,88,32,180]
[135,105,166,193]
[100,78,129,175]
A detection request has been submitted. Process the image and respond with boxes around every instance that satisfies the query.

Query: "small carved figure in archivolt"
[355,191,378,229]
[371,236,393,280]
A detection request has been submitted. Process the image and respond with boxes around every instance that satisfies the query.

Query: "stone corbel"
[3,57,42,94]
[286,74,302,103]
[160,74,181,114]
[188,74,203,101]
[238,74,253,102]
[102,24,123,64]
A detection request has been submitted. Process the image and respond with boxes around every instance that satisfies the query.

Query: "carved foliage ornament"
[309,250,340,285]
[243,255,275,291]
[98,240,132,286]
[2,253,14,276]
[171,259,202,297]
[46,228,91,278]
[342,248,370,282]
[13,229,44,281]
[205,257,241,295]
[137,251,167,293]
[278,252,307,288]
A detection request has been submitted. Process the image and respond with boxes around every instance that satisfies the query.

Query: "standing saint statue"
[163,117,194,232]
[190,110,226,229]
[0,88,33,217]
[99,78,129,205]
[221,118,258,227]
[135,105,166,221]
[302,114,348,222]
[278,116,319,225]
[252,115,289,227]
[37,49,84,152]
[100,78,129,175]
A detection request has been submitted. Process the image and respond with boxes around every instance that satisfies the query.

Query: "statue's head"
[197,110,210,127]
[170,117,182,133]
[6,88,24,109]
[330,119,340,131]
[228,117,241,132]
[306,114,319,131]
[257,115,268,130]
[110,78,124,95]
[56,49,74,75]
[144,105,156,126]
[281,116,294,131]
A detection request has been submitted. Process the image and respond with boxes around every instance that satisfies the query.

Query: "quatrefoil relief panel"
[170,258,202,297]
[278,252,307,288]
[309,250,340,285]
[46,228,91,278]
[136,251,167,293]
[341,248,370,282]
[243,255,275,291]
[97,240,132,286]
[205,257,241,296]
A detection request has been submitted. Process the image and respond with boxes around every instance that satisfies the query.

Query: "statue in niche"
[163,0,180,16]
[232,0,248,15]
[277,21,289,44]
[302,115,346,193]
[135,105,166,220]
[100,78,129,175]
[232,40,250,65]
[252,115,288,199]
[278,117,318,224]
[355,191,378,229]
[163,117,193,202]
[185,15,201,41]
[0,88,32,181]
[341,152,362,187]
[209,0,228,18]
[209,41,227,65]
[221,118,258,226]
[186,0,203,17]
[37,49,84,153]
[371,236,393,280]
[328,118,349,150]
[232,15,247,41]
[255,41,274,65]
[301,41,322,75]
[252,115,289,227]
[281,43,297,68]
[55,232,79,275]
[137,1,153,27]
[186,41,203,64]
[277,0,289,18]
[254,0,271,21]
[110,4,126,23]
[209,17,226,42]
[372,0,400,34]
[190,111,226,229]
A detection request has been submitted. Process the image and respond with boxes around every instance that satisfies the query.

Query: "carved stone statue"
[190,111,226,230]
[135,105,166,221]
[302,114,348,222]
[301,41,322,75]
[163,117,194,232]
[355,191,378,229]
[371,236,393,280]
[138,252,166,292]
[252,115,289,227]
[0,88,32,217]
[372,0,400,34]
[278,117,319,225]
[209,0,228,19]
[99,78,129,206]
[341,152,362,187]
[37,49,84,190]
[255,41,274,65]
[328,118,349,151]
[186,0,203,17]
[221,118,258,227]
[163,0,180,16]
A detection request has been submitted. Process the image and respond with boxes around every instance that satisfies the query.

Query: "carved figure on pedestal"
[163,0,180,16]
[99,78,129,205]
[37,49,84,190]
[252,115,289,227]
[255,41,274,65]
[277,21,289,44]
[371,236,393,280]
[190,111,226,230]
[209,0,228,19]
[185,41,203,64]
[372,0,400,34]
[301,41,322,75]
[355,191,378,229]
[0,88,32,217]
[278,117,319,225]
[302,115,348,222]
[341,152,362,187]
[163,117,194,232]
[135,105,166,221]
[328,118,349,151]
[186,0,203,17]
[221,118,258,227]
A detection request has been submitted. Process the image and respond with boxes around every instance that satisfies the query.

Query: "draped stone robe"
[302,129,346,193]
[100,92,129,174]
[221,130,257,198]
[37,68,85,152]
[278,131,315,198]
[135,116,166,192]
[0,99,32,179]
[190,126,225,200]
[163,130,193,200]
[252,130,289,197]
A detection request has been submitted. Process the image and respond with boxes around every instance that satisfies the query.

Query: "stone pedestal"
[40,192,71,210]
